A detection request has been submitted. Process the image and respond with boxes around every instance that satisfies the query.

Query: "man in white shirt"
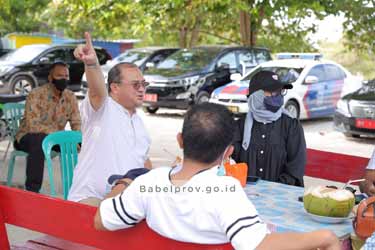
[360,148,375,196]
[67,32,151,205]
[94,103,340,250]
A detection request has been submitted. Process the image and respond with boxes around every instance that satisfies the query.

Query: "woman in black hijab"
[232,70,306,186]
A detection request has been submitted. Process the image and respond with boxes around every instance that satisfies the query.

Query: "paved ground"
[1,108,374,245]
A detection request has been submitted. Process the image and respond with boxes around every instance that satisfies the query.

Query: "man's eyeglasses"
[119,81,150,90]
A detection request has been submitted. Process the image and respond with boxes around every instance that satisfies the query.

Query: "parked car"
[210,55,362,119]
[143,46,271,113]
[334,79,375,137]
[82,47,179,85]
[0,44,111,94]
[0,49,12,57]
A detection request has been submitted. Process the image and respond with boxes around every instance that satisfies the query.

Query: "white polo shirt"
[100,166,269,250]
[367,148,375,170]
[68,96,151,201]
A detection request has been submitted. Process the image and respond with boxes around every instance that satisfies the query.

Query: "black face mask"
[52,78,68,92]
[263,94,284,113]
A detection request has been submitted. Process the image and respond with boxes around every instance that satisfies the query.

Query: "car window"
[157,48,218,71]
[217,52,237,69]
[238,50,255,66]
[66,48,80,64]
[265,67,302,83]
[307,65,326,82]
[150,51,174,65]
[40,49,66,63]
[0,46,46,63]
[95,49,111,65]
[254,49,272,63]
[324,64,346,80]
[114,51,151,66]
[243,67,263,81]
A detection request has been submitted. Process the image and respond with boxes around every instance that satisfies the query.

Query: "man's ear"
[224,145,234,160]
[177,133,183,149]
[109,83,117,94]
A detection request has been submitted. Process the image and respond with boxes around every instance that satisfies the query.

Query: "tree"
[339,0,375,53]
[0,0,50,36]
[36,0,375,54]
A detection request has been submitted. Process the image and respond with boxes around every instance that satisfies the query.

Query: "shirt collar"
[110,97,137,117]
[47,83,65,100]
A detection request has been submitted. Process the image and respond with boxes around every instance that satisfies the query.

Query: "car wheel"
[143,106,159,114]
[10,75,35,95]
[196,91,210,104]
[285,100,300,119]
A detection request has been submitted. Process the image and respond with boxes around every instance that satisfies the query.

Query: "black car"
[334,79,375,137]
[142,46,271,113]
[0,44,111,94]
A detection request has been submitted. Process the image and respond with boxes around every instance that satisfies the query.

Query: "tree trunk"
[250,5,264,47]
[250,20,256,46]
[239,10,251,46]
[189,18,201,48]
[179,27,188,48]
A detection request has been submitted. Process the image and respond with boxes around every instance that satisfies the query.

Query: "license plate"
[227,106,239,113]
[144,94,157,102]
[355,118,375,129]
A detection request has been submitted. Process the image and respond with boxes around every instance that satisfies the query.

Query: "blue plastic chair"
[3,103,28,186]
[42,130,82,199]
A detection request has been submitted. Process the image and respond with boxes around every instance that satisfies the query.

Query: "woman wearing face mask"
[232,70,306,186]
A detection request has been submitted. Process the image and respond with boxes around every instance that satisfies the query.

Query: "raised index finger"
[84,32,93,48]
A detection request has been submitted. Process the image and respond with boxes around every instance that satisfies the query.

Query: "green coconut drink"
[303,186,355,217]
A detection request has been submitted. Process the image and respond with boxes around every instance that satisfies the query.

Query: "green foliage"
[0,0,50,36]
[339,0,375,53]
[0,0,374,55]
[319,39,375,80]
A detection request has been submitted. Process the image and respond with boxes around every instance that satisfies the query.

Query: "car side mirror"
[145,62,155,68]
[305,75,318,84]
[216,63,230,72]
[230,73,242,81]
[39,57,50,64]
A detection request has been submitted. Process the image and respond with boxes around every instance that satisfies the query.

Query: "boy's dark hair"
[107,62,137,93]
[182,103,234,164]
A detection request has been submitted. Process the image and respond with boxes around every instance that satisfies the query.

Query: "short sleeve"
[216,181,269,250]
[367,148,375,170]
[80,95,107,128]
[99,178,146,231]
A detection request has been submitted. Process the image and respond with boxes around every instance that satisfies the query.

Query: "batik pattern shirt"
[16,83,81,142]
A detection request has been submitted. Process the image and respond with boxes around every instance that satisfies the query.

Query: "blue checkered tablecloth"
[245,180,353,239]
[364,232,375,250]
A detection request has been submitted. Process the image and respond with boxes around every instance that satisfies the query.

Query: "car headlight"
[180,75,201,86]
[336,99,350,116]
[0,66,13,76]
[211,92,219,100]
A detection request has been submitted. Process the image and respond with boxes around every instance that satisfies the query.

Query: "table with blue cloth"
[245,180,353,249]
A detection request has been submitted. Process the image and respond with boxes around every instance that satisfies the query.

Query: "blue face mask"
[217,147,229,176]
[263,94,284,113]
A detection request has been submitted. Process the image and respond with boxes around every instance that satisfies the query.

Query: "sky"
[308,14,345,44]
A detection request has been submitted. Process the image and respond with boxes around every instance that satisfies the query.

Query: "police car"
[210,53,362,119]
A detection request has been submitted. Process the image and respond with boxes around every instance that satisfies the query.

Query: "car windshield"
[156,48,218,71]
[0,46,46,63]
[112,50,152,66]
[244,66,303,83]
[358,80,375,94]
[254,49,272,63]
